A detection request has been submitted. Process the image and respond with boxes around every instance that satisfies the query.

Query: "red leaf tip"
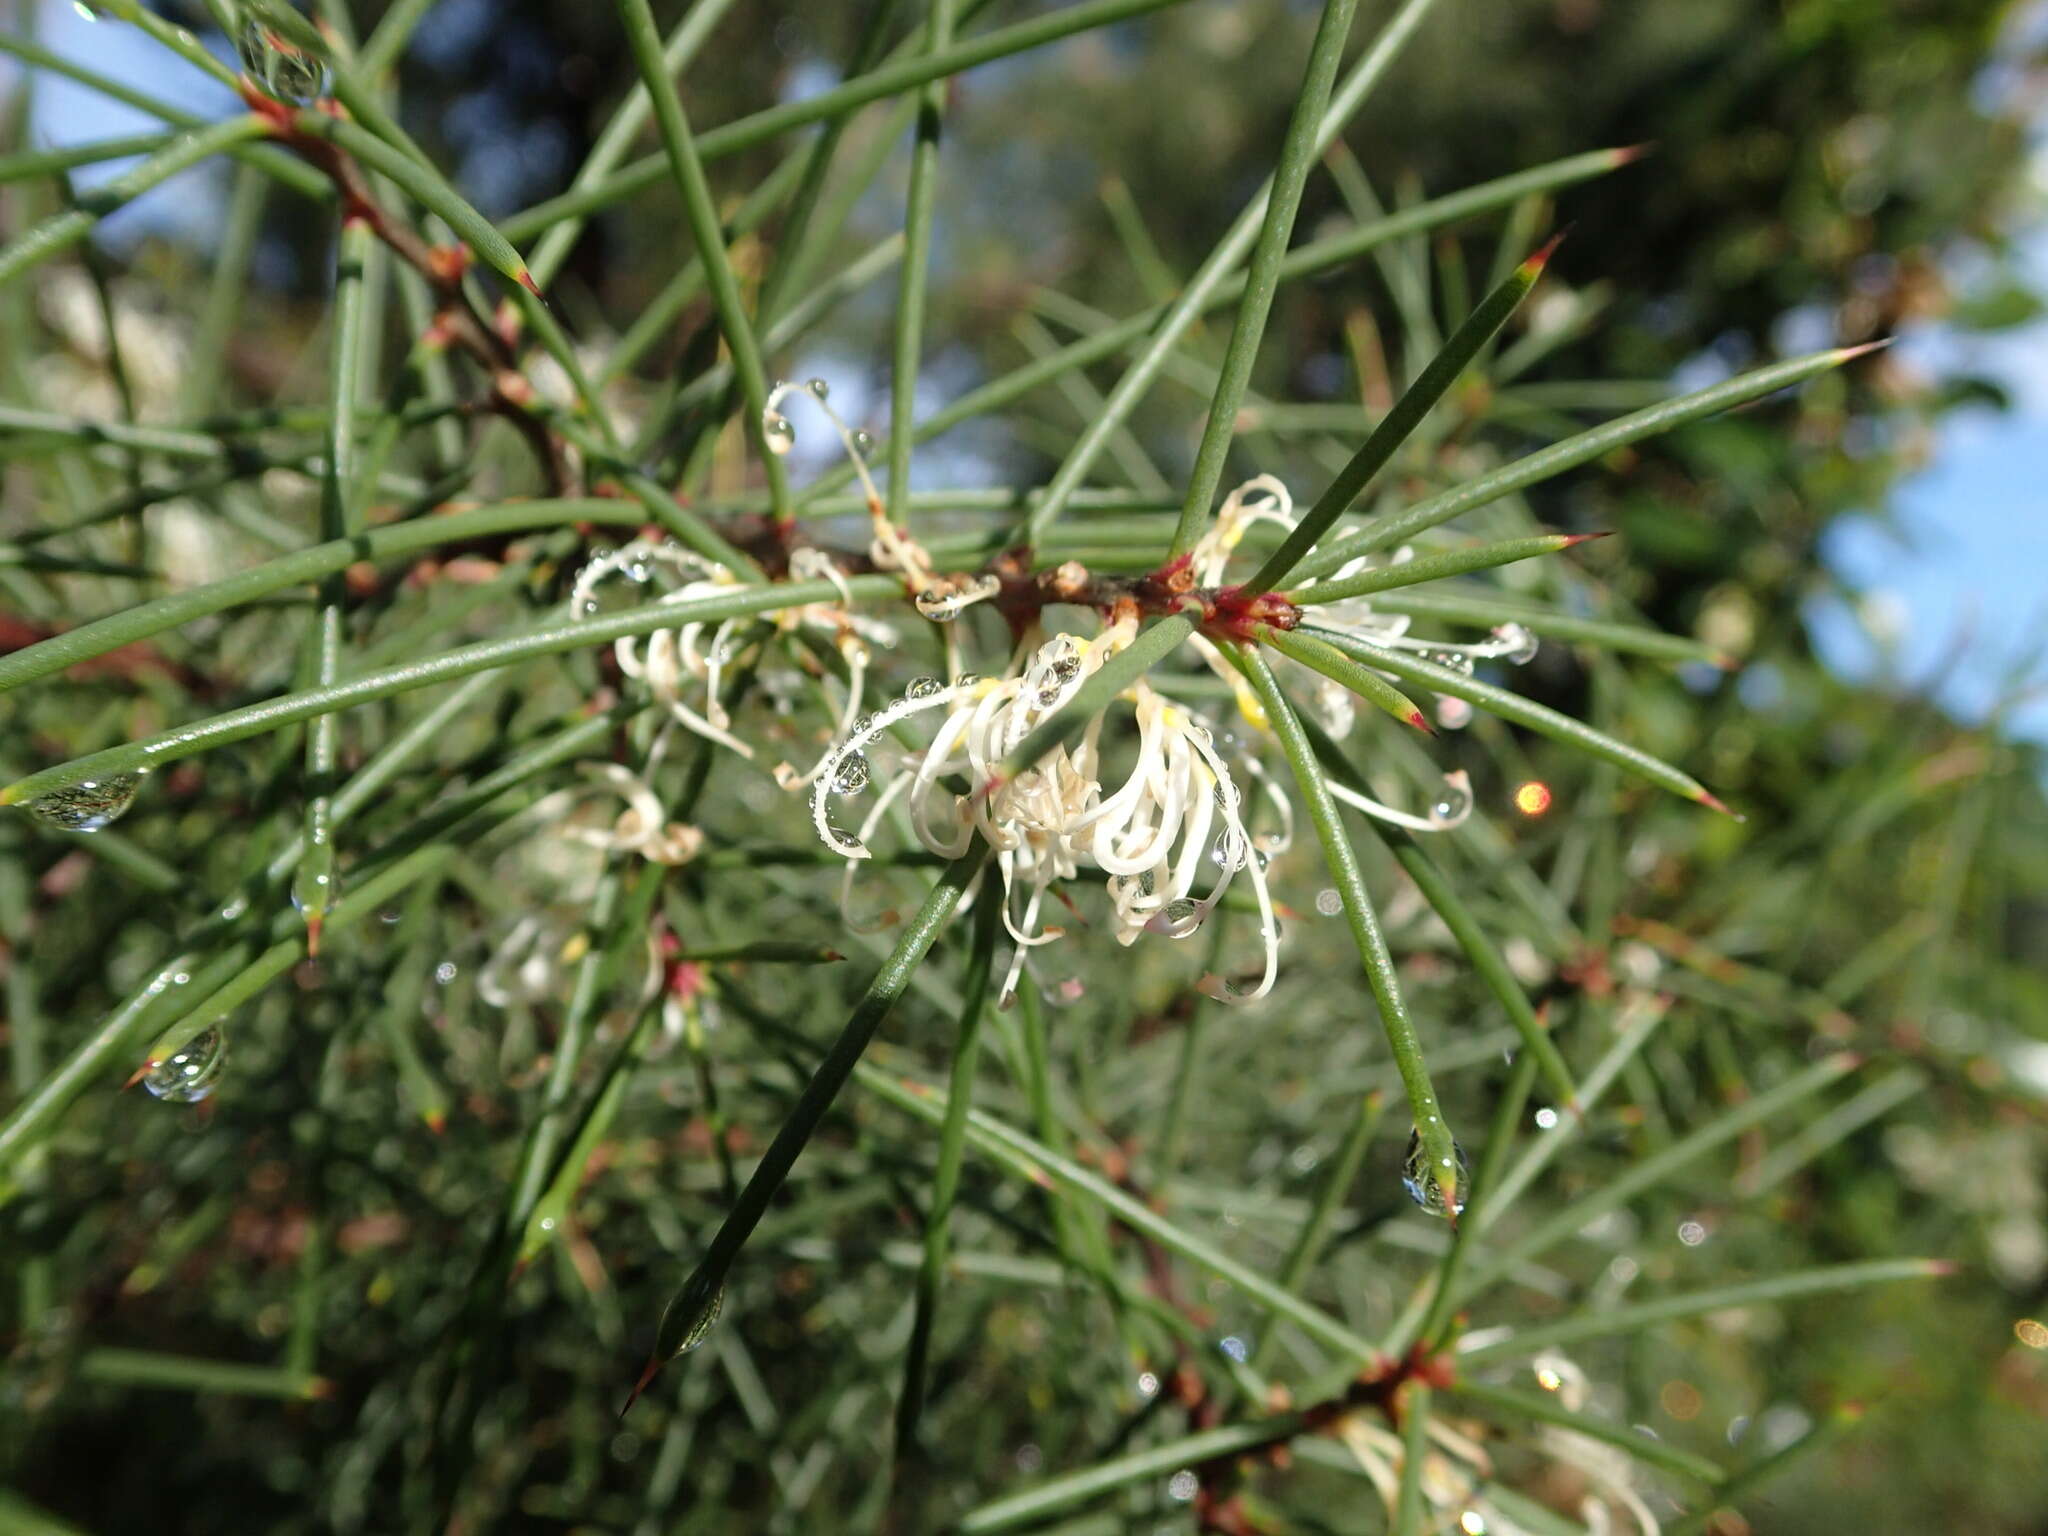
[1407,709,1437,736]
[620,1356,663,1419]
[1694,788,1744,821]
[1522,229,1569,273]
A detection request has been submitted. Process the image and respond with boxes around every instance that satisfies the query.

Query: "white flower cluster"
[570,536,899,775]
[1183,475,1508,832]
[808,619,1279,1006]
[564,375,1536,1004]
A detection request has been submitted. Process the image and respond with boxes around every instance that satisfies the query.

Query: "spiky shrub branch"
[0,2,1965,1532]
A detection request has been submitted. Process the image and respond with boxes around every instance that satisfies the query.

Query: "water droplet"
[1210,830,1247,870]
[1534,1106,1560,1130]
[906,675,946,700]
[433,961,458,985]
[677,1283,724,1354]
[763,411,795,455]
[852,429,875,455]
[1400,1127,1469,1219]
[805,377,830,401]
[954,672,984,688]
[237,22,328,105]
[1218,1335,1248,1363]
[1315,888,1341,916]
[290,868,335,914]
[1496,622,1539,666]
[1135,1370,1160,1399]
[144,1027,227,1105]
[849,712,876,737]
[914,588,959,621]
[831,752,870,796]
[1428,648,1477,676]
[25,772,144,833]
[1147,898,1203,939]
[1430,775,1473,827]
[1677,1219,1708,1247]
[1167,1469,1198,1502]
[379,910,401,925]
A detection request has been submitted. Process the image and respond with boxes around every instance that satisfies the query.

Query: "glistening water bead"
[290,868,336,915]
[678,1284,725,1354]
[23,772,145,833]
[237,22,328,104]
[144,1027,228,1105]
[831,752,871,796]
[763,412,796,455]
[1498,623,1540,665]
[1431,776,1473,825]
[1401,1127,1470,1218]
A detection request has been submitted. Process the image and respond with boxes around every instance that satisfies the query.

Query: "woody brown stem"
[242,82,572,496]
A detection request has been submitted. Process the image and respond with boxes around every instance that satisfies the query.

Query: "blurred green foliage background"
[3,1,2047,1532]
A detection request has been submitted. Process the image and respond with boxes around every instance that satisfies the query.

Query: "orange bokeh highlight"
[1513,780,1553,816]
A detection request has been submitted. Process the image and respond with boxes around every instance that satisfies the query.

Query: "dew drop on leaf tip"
[144,1027,228,1105]
[1401,1126,1469,1218]
[678,1284,725,1355]
[24,771,145,833]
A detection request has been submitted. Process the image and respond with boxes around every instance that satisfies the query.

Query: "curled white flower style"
[477,915,573,1008]
[565,762,705,866]
[762,378,1003,628]
[807,620,1280,1007]
[571,536,897,774]
[1184,474,1535,832]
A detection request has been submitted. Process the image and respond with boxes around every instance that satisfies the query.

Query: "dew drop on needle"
[1401,1126,1469,1218]
[24,772,145,833]
[144,1027,228,1105]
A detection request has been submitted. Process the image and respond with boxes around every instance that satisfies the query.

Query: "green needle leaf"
[1229,641,1462,1220]
[1244,233,1560,593]
[0,118,270,293]
[0,574,901,806]
[1289,343,1888,582]
[1290,531,1605,605]
[1171,0,1360,557]
[288,111,541,296]
[1458,1258,1950,1364]
[1259,622,1434,734]
[628,849,989,1409]
[1303,625,1737,814]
